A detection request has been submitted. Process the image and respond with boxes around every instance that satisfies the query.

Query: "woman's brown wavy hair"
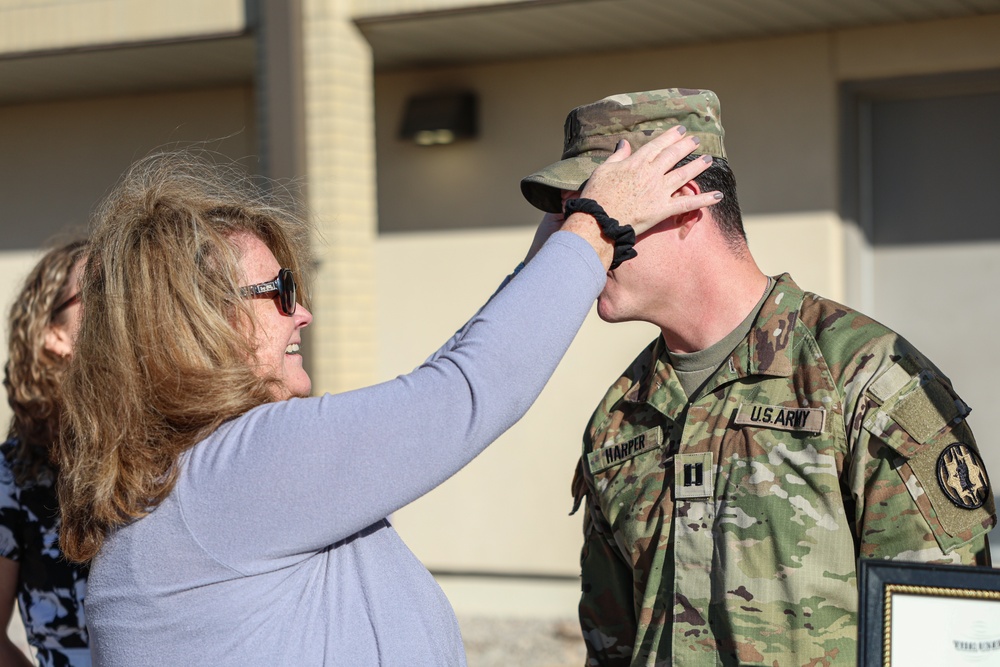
[57,152,312,562]
[4,240,88,487]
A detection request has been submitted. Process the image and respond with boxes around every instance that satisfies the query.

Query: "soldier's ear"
[675,178,702,196]
[670,181,706,235]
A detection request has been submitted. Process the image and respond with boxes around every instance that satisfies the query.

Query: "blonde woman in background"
[1,240,90,667]
[58,129,720,666]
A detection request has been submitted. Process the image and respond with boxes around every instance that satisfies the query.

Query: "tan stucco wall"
[374,29,842,261]
[375,15,1000,586]
[836,13,1000,80]
[0,85,256,432]
[0,0,247,55]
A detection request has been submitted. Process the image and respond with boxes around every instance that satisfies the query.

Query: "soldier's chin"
[596,299,628,324]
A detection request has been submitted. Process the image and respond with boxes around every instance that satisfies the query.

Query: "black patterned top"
[0,439,90,667]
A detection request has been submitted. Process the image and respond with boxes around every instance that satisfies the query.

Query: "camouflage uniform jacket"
[575,273,995,666]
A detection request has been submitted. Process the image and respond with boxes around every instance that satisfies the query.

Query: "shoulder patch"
[936,443,990,510]
[905,434,995,546]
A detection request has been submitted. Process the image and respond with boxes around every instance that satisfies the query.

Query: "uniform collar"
[727,272,803,379]
[623,336,686,419]
[622,273,804,412]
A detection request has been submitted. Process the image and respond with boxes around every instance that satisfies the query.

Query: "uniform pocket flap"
[864,363,969,457]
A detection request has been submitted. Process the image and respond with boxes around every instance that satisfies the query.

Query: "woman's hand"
[579,126,721,238]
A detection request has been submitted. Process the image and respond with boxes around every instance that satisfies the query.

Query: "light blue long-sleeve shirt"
[85,231,606,666]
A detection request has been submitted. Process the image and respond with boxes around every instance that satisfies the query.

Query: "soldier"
[520,88,996,666]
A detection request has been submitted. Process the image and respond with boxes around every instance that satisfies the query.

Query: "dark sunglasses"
[52,292,81,317]
[240,268,296,316]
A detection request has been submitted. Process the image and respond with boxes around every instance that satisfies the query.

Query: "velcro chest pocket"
[585,426,667,531]
[862,357,969,457]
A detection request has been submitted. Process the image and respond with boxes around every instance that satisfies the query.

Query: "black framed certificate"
[858,559,1000,666]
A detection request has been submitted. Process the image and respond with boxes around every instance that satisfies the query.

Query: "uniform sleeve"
[578,495,637,666]
[846,355,995,563]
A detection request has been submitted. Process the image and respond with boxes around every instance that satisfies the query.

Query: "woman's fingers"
[626,187,722,238]
[664,154,714,189]
[602,139,633,164]
[629,124,694,164]
[665,190,724,218]
[573,124,725,241]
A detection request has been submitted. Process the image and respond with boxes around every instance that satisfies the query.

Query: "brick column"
[299,0,378,393]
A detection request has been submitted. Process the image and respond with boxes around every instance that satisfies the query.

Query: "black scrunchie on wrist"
[563,198,637,270]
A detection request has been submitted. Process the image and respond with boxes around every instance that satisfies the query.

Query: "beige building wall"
[374,15,1000,613]
[0,0,246,54]
[2,0,999,655]
[0,85,257,428]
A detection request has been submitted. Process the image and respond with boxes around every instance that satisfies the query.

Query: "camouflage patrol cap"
[520,88,726,213]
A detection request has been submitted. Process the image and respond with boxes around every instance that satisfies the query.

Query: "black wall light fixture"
[399,91,478,146]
